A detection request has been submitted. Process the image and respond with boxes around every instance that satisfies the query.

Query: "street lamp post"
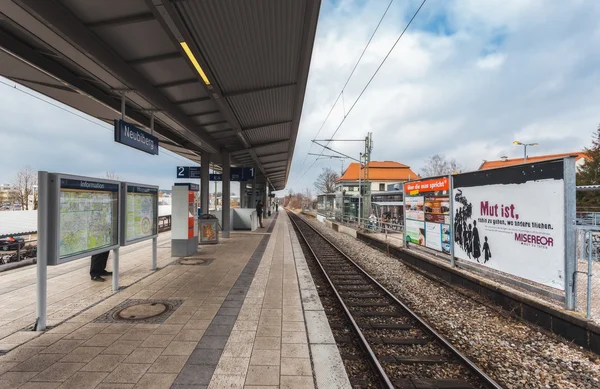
[513,141,539,162]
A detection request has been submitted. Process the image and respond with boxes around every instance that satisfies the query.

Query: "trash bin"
[199,214,219,245]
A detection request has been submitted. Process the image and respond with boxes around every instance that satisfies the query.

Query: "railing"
[576,211,600,226]
[158,215,171,232]
[335,214,403,234]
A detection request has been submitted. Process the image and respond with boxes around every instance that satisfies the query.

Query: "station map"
[126,192,154,242]
[59,189,116,257]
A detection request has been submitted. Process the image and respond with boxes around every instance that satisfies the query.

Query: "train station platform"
[0,212,348,388]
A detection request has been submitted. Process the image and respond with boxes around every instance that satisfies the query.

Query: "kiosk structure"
[171,183,199,257]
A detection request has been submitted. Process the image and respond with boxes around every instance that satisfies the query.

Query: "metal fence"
[575,227,600,321]
[335,213,404,234]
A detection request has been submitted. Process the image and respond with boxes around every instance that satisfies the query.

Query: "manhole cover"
[115,302,168,321]
[180,258,207,265]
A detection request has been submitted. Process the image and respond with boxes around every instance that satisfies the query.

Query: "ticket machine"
[171,183,199,257]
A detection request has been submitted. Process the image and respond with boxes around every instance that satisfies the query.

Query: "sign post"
[36,171,49,331]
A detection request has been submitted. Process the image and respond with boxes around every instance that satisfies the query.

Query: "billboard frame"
[49,173,121,265]
[119,182,159,246]
[37,172,122,331]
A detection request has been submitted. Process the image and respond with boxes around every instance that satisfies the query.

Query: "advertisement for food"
[404,177,451,253]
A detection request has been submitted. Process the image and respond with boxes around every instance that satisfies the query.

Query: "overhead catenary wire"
[301,0,428,179]
[0,78,195,165]
[297,0,395,173]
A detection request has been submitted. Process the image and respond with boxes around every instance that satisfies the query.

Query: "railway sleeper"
[353,310,404,317]
[367,337,430,345]
[339,292,383,298]
[393,378,474,389]
[382,355,447,364]
[337,286,372,291]
[346,301,389,307]
[360,323,413,330]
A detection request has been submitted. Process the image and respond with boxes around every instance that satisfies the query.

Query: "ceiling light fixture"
[180,41,210,86]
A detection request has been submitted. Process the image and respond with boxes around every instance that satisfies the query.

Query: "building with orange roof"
[336,161,419,194]
[478,152,589,171]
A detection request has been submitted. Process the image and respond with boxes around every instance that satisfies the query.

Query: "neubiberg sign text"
[114,119,159,155]
[452,160,565,288]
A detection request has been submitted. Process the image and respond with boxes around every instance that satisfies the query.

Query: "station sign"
[176,166,255,181]
[174,182,199,191]
[230,167,255,181]
[176,166,200,179]
[114,120,159,155]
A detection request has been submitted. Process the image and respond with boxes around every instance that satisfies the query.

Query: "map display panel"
[126,191,156,242]
[59,188,118,258]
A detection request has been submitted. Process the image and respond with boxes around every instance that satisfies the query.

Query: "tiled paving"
[0,213,350,388]
[0,232,175,351]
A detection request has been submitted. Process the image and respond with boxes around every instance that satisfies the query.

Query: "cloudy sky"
[1,0,599,194]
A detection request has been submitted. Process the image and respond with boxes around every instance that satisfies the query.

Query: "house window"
[379,183,385,191]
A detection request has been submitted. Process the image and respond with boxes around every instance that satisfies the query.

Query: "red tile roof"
[479,152,589,170]
[338,161,419,181]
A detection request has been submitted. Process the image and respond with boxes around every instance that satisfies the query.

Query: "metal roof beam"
[85,13,155,29]
[175,96,211,105]
[189,109,220,118]
[242,120,292,132]
[0,29,203,156]
[17,0,220,154]
[223,83,295,98]
[127,52,181,66]
[199,119,228,127]
[155,78,198,89]
[8,76,74,92]
[230,140,289,154]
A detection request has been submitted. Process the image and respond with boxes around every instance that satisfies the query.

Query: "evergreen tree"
[576,124,600,210]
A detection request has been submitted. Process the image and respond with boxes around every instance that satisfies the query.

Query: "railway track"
[288,211,502,389]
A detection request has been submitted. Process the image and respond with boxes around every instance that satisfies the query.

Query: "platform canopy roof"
[0,0,320,190]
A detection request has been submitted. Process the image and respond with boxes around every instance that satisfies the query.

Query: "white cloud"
[476,53,506,69]
[284,0,600,193]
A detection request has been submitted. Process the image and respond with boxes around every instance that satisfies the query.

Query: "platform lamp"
[513,141,538,162]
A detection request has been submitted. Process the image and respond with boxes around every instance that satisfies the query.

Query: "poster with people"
[452,160,566,289]
[404,177,451,253]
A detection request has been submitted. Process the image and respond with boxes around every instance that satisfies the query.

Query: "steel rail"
[288,211,394,388]
[288,211,503,389]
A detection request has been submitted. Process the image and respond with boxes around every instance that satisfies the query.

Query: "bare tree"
[12,166,37,210]
[314,167,339,194]
[420,154,464,177]
[105,171,120,180]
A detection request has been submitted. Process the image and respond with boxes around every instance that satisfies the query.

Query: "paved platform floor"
[0,213,349,388]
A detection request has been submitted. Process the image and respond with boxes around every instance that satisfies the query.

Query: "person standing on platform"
[90,251,111,282]
[256,200,264,228]
[275,202,279,213]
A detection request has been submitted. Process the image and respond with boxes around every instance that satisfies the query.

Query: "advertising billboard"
[404,177,451,254]
[46,175,121,265]
[121,183,159,245]
[452,160,566,288]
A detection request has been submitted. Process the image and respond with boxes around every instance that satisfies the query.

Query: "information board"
[50,176,121,265]
[121,183,159,245]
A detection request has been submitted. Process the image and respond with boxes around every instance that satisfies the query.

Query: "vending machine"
[171,183,199,257]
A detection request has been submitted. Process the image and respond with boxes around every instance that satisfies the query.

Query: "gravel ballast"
[302,215,600,389]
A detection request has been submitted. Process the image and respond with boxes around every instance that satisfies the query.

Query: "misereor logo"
[514,233,554,247]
